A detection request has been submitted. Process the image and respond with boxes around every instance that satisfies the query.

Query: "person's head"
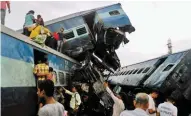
[42,57,48,64]
[167,96,176,104]
[71,86,77,92]
[37,80,55,98]
[134,93,149,110]
[37,14,41,19]
[60,28,64,33]
[49,67,53,73]
[150,89,159,99]
[29,10,35,15]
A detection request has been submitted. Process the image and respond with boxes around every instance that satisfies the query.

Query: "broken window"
[77,26,87,36]
[109,10,120,16]
[163,64,174,72]
[53,71,57,84]
[58,72,65,85]
[65,73,70,85]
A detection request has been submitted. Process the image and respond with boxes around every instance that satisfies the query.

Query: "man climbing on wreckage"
[104,82,125,116]
[63,86,82,116]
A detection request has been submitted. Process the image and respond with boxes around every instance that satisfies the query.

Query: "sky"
[4,1,191,66]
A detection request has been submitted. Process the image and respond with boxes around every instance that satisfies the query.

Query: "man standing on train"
[0,1,11,25]
[57,27,65,52]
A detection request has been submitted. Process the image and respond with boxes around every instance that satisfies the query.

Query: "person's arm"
[6,1,11,13]
[104,82,119,103]
[156,105,160,116]
[60,93,65,99]
[75,93,81,106]
[31,15,36,23]
[172,107,178,116]
[38,108,48,116]
[63,88,73,96]
[106,86,119,103]
[148,109,157,114]
[148,98,157,114]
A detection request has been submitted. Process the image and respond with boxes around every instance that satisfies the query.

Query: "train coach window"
[163,64,174,72]
[125,71,130,75]
[142,67,150,73]
[122,72,126,75]
[129,69,134,75]
[65,73,70,85]
[64,31,75,39]
[77,26,87,36]
[58,72,65,85]
[137,68,144,74]
[109,10,120,16]
[53,71,57,84]
[132,69,139,74]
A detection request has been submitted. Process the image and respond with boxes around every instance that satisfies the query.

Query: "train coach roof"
[17,3,121,32]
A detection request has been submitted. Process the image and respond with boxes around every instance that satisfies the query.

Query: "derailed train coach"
[44,3,135,71]
[1,25,79,116]
[43,3,135,115]
[108,49,191,116]
[6,3,135,116]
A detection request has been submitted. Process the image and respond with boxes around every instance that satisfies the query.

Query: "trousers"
[0,9,6,25]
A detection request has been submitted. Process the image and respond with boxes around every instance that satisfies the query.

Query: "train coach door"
[33,49,48,65]
[33,48,48,114]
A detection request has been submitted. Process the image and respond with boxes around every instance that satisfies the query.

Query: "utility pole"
[167,38,172,54]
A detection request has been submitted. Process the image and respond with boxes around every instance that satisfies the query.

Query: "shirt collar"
[134,108,147,114]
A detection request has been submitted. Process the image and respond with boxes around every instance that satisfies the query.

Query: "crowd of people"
[0,1,65,53]
[22,10,66,52]
[35,65,178,116]
[104,82,178,116]
[1,2,178,116]
[33,57,82,116]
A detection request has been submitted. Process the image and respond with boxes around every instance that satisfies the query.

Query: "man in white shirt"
[147,89,159,116]
[120,93,149,116]
[157,96,178,116]
[63,86,81,116]
[104,82,125,116]
[37,80,65,116]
